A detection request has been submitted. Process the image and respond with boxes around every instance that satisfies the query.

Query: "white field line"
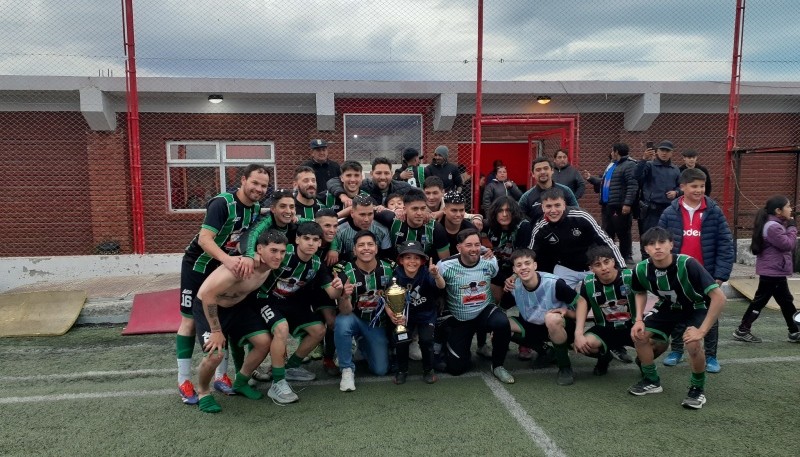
[481,372,567,457]
[3,355,800,404]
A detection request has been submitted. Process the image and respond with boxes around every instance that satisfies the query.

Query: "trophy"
[385,277,410,343]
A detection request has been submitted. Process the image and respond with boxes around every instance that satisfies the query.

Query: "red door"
[458,142,530,191]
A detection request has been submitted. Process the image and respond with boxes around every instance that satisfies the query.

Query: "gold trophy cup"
[385,277,410,343]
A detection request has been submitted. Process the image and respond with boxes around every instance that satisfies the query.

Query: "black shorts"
[180,256,213,318]
[192,294,268,351]
[585,322,634,353]
[256,296,323,337]
[644,306,708,343]
[510,316,576,347]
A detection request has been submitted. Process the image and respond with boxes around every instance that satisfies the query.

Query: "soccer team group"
[176,141,753,413]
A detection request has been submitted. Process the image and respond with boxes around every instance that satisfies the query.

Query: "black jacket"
[588,155,639,207]
[553,164,586,199]
[424,162,463,191]
[301,159,341,193]
[326,177,411,206]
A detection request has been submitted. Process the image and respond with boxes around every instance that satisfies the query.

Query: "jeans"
[334,313,389,375]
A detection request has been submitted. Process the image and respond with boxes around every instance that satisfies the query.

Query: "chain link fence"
[1,1,798,256]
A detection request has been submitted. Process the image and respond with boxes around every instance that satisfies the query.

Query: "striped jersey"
[317,189,370,214]
[295,198,322,219]
[579,269,636,327]
[438,255,498,321]
[184,192,260,274]
[375,210,450,258]
[507,272,578,325]
[257,244,332,300]
[332,219,392,260]
[483,219,533,273]
[334,260,395,322]
[405,166,426,188]
[631,254,718,310]
[239,214,297,259]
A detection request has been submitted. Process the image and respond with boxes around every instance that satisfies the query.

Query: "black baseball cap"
[397,240,429,262]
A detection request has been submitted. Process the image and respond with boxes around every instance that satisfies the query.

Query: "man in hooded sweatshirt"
[425,145,463,192]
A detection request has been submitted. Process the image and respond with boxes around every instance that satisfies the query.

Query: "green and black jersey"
[374,210,450,259]
[405,165,426,188]
[257,244,333,300]
[580,269,636,328]
[631,254,718,311]
[239,214,298,259]
[184,192,260,274]
[317,189,370,214]
[334,260,395,322]
[295,198,322,220]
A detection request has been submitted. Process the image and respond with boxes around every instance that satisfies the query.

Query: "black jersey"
[184,192,260,274]
[631,254,718,311]
[374,210,450,259]
[257,244,333,301]
[483,219,532,269]
[335,260,395,323]
[295,198,322,220]
[444,219,477,256]
[579,269,636,328]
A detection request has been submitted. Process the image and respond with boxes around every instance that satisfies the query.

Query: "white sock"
[177,359,192,384]
[214,351,229,380]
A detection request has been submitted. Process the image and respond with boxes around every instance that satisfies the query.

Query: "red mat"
[122,288,181,335]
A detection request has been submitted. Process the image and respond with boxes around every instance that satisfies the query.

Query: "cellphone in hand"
[646,141,654,150]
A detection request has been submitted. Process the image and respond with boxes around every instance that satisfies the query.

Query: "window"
[166,141,275,212]
[344,114,423,171]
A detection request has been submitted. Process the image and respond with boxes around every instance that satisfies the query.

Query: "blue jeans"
[334,313,389,375]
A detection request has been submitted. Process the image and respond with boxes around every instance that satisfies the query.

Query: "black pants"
[601,204,633,260]
[669,320,719,358]
[739,275,799,334]
[445,305,510,375]
[396,321,435,373]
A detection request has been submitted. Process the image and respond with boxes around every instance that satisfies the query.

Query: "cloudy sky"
[1,0,797,81]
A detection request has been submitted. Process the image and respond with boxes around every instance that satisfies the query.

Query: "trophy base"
[394,329,410,344]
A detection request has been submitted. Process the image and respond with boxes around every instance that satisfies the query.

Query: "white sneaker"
[340,368,356,392]
[409,340,423,361]
[286,366,316,382]
[267,379,299,404]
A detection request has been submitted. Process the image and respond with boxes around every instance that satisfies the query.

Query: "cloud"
[0,0,797,82]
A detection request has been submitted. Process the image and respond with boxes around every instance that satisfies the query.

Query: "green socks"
[272,366,286,382]
[285,354,304,369]
[690,371,706,389]
[198,395,221,413]
[229,343,245,375]
[233,371,263,400]
[176,334,194,359]
[641,364,660,383]
[553,343,571,368]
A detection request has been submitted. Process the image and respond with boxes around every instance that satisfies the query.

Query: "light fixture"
[208,94,223,104]
[536,96,551,105]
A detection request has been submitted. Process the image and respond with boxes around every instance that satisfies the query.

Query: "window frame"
[343,113,423,172]
[165,140,276,213]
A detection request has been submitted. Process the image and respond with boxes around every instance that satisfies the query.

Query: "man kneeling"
[193,230,288,413]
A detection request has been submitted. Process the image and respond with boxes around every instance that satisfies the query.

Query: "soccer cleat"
[409,341,423,361]
[628,379,663,396]
[323,357,340,377]
[610,347,634,364]
[267,379,299,404]
[178,380,199,405]
[732,329,762,343]
[213,373,236,396]
[517,346,533,360]
[662,351,683,366]
[556,366,575,386]
[788,332,800,343]
[492,366,515,384]
[681,386,707,409]
[393,371,408,385]
[251,367,273,382]
[476,344,493,359]
[705,356,721,374]
[286,366,316,382]
[340,367,356,392]
[423,370,439,384]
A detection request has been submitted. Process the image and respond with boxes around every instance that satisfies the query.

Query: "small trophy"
[385,277,409,343]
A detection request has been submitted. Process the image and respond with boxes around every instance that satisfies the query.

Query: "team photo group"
[177,139,799,413]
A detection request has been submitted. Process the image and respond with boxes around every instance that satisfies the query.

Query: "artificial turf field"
[0,299,797,457]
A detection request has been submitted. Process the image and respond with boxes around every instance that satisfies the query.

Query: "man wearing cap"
[634,140,681,258]
[424,145,463,192]
[394,148,426,189]
[302,139,341,193]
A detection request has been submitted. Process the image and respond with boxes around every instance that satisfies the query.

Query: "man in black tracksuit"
[584,142,638,264]
[634,140,681,258]
[424,145,463,192]
[527,187,625,288]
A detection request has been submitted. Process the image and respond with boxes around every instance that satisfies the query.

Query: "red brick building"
[1,76,798,256]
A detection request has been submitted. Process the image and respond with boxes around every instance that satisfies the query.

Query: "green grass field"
[1,299,797,457]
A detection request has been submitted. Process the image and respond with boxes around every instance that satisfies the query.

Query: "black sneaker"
[433,352,447,373]
[593,352,612,376]
[628,378,663,396]
[681,386,707,409]
[532,346,556,369]
[556,366,574,386]
[610,347,634,364]
[423,370,439,384]
[393,371,408,385]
